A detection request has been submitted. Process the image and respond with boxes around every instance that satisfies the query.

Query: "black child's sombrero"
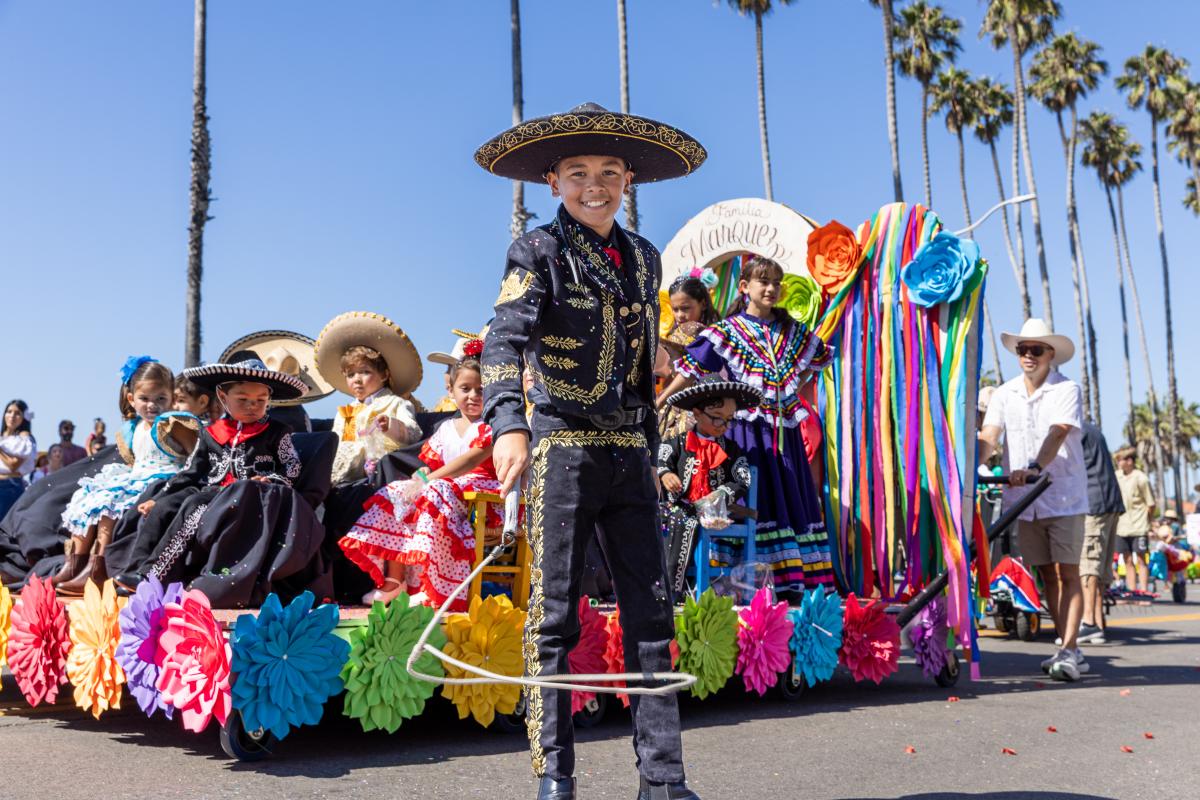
[474,102,707,184]
[666,380,763,412]
[181,359,309,401]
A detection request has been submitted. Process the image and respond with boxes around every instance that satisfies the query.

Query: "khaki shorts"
[1018,514,1085,567]
[1081,513,1120,583]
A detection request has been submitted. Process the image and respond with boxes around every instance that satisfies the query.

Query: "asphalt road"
[2,597,1197,800]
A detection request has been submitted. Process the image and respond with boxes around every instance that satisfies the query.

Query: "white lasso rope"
[952,194,1036,236]
[407,491,697,696]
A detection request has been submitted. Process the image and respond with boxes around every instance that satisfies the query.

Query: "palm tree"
[869,0,904,201]
[1118,45,1190,516]
[185,0,211,368]
[894,2,962,208]
[616,0,638,231]
[509,0,532,240]
[726,0,796,201]
[1029,33,1107,424]
[1185,178,1200,214]
[972,76,1030,320]
[1166,78,1200,210]
[1131,397,1200,502]
[981,0,1061,329]
[931,68,978,228]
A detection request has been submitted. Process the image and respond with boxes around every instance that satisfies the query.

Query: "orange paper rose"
[806,221,863,293]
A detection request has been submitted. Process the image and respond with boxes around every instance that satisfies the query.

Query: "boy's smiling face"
[546,154,633,238]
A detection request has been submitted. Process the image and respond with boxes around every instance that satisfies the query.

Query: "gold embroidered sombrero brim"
[474,102,706,184]
[219,329,335,407]
[314,311,423,397]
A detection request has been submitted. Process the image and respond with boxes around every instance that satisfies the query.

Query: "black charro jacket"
[482,205,661,451]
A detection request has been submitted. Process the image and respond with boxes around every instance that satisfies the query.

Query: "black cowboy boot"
[637,776,701,800]
[537,777,576,800]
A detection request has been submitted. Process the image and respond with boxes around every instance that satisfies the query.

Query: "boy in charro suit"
[476,103,706,800]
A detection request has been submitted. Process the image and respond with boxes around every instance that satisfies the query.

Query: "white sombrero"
[427,326,489,367]
[219,330,335,407]
[1000,318,1075,366]
[314,311,423,396]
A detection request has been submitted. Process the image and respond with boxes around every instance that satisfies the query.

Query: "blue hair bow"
[120,355,158,386]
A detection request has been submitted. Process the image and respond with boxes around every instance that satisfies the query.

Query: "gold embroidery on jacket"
[541,335,583,350]
[482,363,520,387]
[534,294,616,404]
[495,270,534,306]
[540,354,579,371]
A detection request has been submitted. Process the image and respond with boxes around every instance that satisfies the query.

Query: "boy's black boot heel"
[537,777,576,800]
[637,776,701,800]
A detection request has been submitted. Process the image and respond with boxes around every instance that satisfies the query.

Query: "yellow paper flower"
[0,584,11,668]
[441,594,526,728]
[66,580,127,719]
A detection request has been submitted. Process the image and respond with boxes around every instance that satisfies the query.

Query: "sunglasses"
[1016,344,1049,358]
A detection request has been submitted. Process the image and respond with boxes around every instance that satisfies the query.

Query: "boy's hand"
[494,431,531,495]
[137,499,156,516]
[661,472,683,494]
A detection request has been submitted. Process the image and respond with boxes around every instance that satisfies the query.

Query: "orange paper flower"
[66,579,127,719]
[806,221,863,293]
[0,584,12,669]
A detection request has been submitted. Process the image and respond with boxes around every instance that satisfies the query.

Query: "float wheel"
[573,693,609,729]
[1015,611,1040,641]
[490,694,528,735]
[775,658,807,702]
[934,652,961,688]
[220,709,277,762]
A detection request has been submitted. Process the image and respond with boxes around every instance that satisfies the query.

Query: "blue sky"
[2,0,1197,462]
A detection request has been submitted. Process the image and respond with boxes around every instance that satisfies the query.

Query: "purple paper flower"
[116,576,183,718]
[909,595,949,679]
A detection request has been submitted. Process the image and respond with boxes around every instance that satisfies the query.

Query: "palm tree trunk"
[1008,53,1029,322]
[1104,185,1136,444]
[920,84,932,208]
[1009,30,1053,328]
[880,0,903,202]
[616,0,638,231]
[1148,114,1185,516]
[1056,113,1092,419]
[1118,183,1168,504]
[990,140,1030,319]
[509,0,531,240]
[984,300,1005,383]
[185,0,210,369]
[1064,107,1102,426]
[754,10,773,201]
[957,129,971,231]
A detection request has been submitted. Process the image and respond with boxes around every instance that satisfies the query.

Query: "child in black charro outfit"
[657,380,760,600]
[476,102,707,800]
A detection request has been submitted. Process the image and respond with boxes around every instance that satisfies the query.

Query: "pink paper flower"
[155,589,232,733]
[7,576,71,706]
[735,587,793,696]
[569,597,609,715]
[839,594,901,685]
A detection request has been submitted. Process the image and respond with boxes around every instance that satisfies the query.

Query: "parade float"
[0,196,1036,762]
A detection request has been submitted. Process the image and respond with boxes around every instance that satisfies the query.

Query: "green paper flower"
[674,589,738,700]
[340,595,445,733]
[780,274,822,328]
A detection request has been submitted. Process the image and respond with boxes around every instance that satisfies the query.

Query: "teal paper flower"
[788,588,843,687]
[674,589,738,700]
[230,591,349,740]
[900,232,982,307]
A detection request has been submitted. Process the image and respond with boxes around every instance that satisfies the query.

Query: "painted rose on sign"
[900,232,982,308]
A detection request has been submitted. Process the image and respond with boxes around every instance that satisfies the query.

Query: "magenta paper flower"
[839,594,901,685]
[909,595,950,679]
[155,588,232,733]
[735,587,793,696]
[117,575,183,718]
[7,576,72,706]
[569,597,609,715]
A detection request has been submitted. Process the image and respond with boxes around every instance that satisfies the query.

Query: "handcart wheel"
[489,694,528,735]
[992,615,1009,633]
[775,659,806,703]
[573,693,609,729]
[1015,611,1040,642]
[933,652,960,688]
[220,709,277,762]
[1172,581,1186,604]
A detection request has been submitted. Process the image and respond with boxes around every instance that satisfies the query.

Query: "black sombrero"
[474,102,707,184]
[181,359,309,401]
[666,380,762,412]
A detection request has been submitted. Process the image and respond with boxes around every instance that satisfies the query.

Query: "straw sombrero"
[182,359,308,401]
[474,102,706,184]
[152,412,202,460]
[314,311,423,396]
[219,330,334,407]
[666,379,762,412]
[1000,318,1075,366]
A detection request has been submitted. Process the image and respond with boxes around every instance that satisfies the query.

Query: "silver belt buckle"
[589,410,626,431]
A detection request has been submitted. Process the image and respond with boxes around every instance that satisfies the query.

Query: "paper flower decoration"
[156,589,232,733]
[909,596,950,680]
[0,584,11,669]
[789,588,844,688]
[7,576,71,706]
[65,580,127,719]
[839,594,901,685]
[120,354,158,385]
[569,597,608,715]
[781,274,822,329]
[341,594,445,733]
[807,220,863,293]
[117,576,183,718]
[735,587,792,696]
[442,594,526,727]
[230,591,349,740]
[900,232,982,308]
[603,609,630,707]
[675,588,738,700]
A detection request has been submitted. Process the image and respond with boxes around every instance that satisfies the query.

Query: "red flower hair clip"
[462,339,484,358]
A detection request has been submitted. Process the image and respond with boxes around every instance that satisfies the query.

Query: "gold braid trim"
[541,335,583,351]
[540,354,579,371]
[535,294,616,404]
[482,363,521,387]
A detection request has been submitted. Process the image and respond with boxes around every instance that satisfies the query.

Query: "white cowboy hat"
[1000,318,1075,366]
[427,326,489,367]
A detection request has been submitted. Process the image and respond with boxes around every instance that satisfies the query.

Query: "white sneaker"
[1041,649,1066,673]
[362,578,404,605]
[1073,648,1091,674]
[1050,650,1081,682]
[1076,623,1106,644]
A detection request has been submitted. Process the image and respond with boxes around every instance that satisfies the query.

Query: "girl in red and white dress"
[340,344,499,610]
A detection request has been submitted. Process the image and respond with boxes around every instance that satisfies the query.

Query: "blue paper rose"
[900,232,982,308]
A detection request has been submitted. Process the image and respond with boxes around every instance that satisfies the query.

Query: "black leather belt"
[582,406,649,431]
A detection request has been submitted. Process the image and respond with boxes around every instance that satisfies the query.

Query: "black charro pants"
[525,415,684,783]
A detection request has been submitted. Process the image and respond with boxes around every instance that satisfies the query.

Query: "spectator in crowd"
[84,418,106,452]
[979,319,1089,682]
[1,399,37,520]
[57,419,87,466]
[86,434,107,456]
[29,450,51,483]
[1114,447,1154,595]
[1078,422,1124,644]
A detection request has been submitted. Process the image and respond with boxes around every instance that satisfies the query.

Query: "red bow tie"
[685,431,728,502]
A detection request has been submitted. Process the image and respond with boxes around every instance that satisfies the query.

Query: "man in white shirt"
[979,319,1088,681]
